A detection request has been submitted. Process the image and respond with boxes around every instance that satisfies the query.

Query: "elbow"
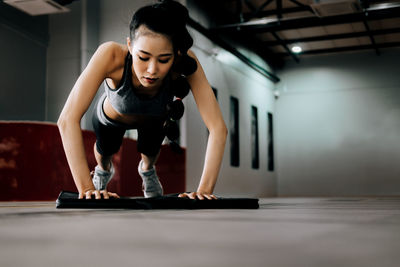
[57,116,66,130]
[57,117,70,136]
[57,112,70,128]
[57,114,79,133]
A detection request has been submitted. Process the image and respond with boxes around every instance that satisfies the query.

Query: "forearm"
[58,120,94,193]
[197,126,227,194]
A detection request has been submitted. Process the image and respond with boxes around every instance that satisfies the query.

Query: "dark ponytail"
[163,74,191,152]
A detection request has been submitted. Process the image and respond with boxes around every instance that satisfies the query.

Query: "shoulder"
[96,41,126,56]
[185,49,203,79]
[93,42,128,75]
[187,49,198,61]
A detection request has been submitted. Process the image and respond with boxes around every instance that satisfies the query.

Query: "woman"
[57,0,227,200]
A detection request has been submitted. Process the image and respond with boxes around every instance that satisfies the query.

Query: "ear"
[126,37,132,54]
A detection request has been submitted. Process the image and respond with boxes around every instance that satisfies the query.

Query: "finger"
[108,192,120,199]
[78,192,84,199]
[210,194,218,200]
[101,190,109,199]
[188,192,196,200]
[180,193,189,198]
[196,193,204,200]
[203,194,213,200]
[85,191,92,199]
[94,190,101,200]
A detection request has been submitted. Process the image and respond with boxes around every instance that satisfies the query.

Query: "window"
[251,106,259,169]
[230,96,239,167]
[267,112,274,171]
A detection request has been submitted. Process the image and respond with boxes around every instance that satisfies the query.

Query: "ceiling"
[193,0,400,69]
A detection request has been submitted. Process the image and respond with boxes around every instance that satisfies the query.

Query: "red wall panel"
[0,122,185,201]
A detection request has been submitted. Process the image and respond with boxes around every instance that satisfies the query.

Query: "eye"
[138,56,149,61]
[159,58,171,64]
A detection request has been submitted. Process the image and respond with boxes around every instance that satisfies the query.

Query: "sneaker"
[138,160,163,198]
[92,164,115,190]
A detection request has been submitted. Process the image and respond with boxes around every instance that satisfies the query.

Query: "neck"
[131,65,164,97]
[131,64,143,89]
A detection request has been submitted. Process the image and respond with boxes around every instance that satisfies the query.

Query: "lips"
[144,77,158,84]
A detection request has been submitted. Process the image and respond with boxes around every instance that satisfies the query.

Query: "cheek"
[159,63,173,76]
[133,59,146,73]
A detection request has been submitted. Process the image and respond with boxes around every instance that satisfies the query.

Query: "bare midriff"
[102,96,163,127]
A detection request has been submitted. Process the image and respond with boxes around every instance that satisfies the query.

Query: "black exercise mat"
[56,191,259,209]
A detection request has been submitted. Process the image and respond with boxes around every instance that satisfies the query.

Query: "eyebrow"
[139,50,173,57]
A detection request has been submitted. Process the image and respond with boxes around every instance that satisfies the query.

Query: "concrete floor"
[1,198,400,267]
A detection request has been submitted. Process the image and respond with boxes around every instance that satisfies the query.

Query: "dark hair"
[163,75,191,152]
[130,0,197,151]
[130,1,192,55]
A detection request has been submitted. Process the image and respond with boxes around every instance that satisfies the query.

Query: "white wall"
[183,50,277,197]
[276,50,400,196]
[186,1,277,197]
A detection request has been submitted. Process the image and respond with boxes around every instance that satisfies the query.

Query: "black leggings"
[92,107,166,157]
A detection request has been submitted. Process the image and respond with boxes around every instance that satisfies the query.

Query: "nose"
[147,59,158,75]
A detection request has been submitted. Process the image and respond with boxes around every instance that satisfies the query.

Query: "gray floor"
[1,198,400,267]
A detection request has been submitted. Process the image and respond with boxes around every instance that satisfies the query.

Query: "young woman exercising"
[57,1,227,200]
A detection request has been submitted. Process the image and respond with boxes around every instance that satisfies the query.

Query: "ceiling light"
[291,46,302,53]
[3,0,70,16]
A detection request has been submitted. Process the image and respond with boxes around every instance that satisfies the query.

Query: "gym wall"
[0,2,47,121]
[46,0,82,123]
[185,1,277,197]
[46,0,100,127]
[276,50,400,196]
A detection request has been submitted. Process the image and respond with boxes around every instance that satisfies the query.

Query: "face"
[128,26,174,89]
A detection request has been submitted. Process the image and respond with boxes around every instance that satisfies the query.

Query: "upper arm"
[58,42,118,122]
[186,50,226,132]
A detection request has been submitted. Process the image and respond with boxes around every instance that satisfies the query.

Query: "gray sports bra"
[104,52,174,116]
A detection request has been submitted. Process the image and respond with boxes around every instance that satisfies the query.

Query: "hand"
[79,189,120,200]
[178,192,217,200]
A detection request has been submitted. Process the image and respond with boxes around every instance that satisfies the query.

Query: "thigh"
[92,110,126,156]
[137,120,166,157]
